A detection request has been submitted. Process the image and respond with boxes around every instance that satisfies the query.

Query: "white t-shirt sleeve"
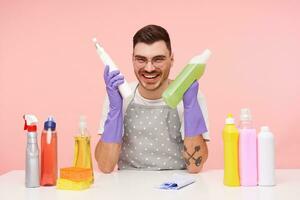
[178,90,210,141]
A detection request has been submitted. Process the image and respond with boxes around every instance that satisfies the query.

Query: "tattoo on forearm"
[184,145,202,167]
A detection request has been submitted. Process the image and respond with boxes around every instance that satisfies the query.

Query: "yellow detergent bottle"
[223,114,240,186]
[73,116,94,183]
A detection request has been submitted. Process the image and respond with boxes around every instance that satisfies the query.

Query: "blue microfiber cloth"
[157,174,196,190]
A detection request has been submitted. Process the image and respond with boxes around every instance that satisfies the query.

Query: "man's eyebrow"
[134,55,147,59]
[134,55,167,59]
[152,55,167,59]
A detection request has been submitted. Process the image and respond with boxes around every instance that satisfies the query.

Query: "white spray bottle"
[23,114,40,188]
[92,38,133,100]
[258,126,276,186]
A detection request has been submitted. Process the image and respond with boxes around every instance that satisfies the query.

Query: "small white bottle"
[258,126,276,186]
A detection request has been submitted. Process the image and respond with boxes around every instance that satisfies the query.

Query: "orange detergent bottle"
[40,116,57,186]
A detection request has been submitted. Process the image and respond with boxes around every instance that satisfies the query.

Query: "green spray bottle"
[162,49,211,108]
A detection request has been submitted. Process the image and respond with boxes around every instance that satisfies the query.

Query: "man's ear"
[170,53,174,67]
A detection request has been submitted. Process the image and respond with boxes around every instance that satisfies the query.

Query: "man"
[95,24,209,173]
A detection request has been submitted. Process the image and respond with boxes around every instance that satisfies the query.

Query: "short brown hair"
[133,25,172,54]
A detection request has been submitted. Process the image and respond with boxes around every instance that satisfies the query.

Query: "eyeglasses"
[133,55,169,68]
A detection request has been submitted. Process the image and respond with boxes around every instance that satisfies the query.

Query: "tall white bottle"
[92,38,133,100]
[258,126,276,186]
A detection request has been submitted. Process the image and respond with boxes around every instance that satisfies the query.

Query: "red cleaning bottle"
[40,116,57,186]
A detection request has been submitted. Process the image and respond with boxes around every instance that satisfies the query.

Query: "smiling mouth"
[142,74,160,79]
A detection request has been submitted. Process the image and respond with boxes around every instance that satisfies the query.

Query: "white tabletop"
[0,169,299,200]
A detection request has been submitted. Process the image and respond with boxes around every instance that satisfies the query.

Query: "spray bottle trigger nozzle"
[23,115,28,130]
[23,114,38,132]
[24,122,28,130]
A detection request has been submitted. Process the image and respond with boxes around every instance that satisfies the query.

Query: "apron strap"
[128,83,139,105]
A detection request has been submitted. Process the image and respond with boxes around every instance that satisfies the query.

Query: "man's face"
[133,41,173,91]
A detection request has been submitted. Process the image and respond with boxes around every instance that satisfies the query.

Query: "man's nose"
[144,61,155,72]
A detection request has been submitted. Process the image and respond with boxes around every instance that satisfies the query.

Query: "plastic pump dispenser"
[239,108,257,186]
[92,38,133,100]
[23,114,40,188]
[79,116,88,136]
[162,49,211,108]
[223,114,240,186]
[240,108,252,128]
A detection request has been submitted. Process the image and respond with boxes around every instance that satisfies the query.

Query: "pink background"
[1,0,300,175]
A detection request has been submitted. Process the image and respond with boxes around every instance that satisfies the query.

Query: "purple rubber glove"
[183,81,207,137]
[101,65,124,143]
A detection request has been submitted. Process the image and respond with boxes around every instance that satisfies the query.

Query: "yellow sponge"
[60,167,93,182]
[56,167,93,190]
[56,178,92,190]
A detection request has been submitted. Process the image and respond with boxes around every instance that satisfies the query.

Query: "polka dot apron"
[118,86,186,170]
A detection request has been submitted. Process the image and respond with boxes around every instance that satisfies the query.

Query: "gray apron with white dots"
[118,86,186,170]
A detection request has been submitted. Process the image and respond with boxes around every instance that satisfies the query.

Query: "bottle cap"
[79,116,87,129]
[260,126,270,132]
[189,49,212,64]
[44,116,56,131]
[79,115,88,136]
[225,114,235,124]
[240,108,252,121]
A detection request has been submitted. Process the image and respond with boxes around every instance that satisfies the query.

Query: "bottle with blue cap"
[41,116,58,186]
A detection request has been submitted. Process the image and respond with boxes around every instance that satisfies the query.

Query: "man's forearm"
[95,140,121,173]
[183,135,208,173]
[97,66,124,173]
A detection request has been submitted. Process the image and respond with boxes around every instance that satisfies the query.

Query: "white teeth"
[143,74,158,78]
